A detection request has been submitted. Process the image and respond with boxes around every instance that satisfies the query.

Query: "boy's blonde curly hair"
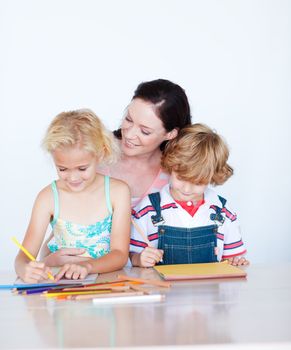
[161,123,233,185]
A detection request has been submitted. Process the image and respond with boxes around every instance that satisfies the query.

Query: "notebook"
[154,262,247,281]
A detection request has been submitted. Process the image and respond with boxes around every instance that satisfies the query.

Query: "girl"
[129,123,249,267]
[43,78,193,266]
[15,109,131,283]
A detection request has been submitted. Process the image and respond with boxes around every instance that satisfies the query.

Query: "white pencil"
[92,293,165,305]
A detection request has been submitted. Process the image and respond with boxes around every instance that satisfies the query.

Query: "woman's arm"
[15,187,53,282]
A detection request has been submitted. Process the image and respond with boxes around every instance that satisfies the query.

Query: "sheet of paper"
[13,272,98,285]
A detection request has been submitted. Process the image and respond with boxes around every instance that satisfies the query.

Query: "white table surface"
[1,263,291,349]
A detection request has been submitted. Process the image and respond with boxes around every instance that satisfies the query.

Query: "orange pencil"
[117,275,171,288]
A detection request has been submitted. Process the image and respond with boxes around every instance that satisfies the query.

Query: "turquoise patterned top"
[47,176,112,259]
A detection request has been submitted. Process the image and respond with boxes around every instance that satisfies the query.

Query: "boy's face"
[170,172,207,203]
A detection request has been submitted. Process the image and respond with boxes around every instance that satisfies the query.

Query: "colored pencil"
[16,284,84,295]
[43,289,113,298]
[61,285,130,292]
[11,236,54,281]
[129,284,150,295]
[117,275,171,288]
[131,218,163,262]
[131,218,151,245]
[92,293,165,305]
[72,291,145,301]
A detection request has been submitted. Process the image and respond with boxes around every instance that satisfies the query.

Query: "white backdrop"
[0,0,290,270]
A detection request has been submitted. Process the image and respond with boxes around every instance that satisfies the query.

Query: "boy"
[129,123,248,267]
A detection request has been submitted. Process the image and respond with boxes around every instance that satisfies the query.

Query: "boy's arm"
[15,187,53,282]
[220,208,249,266]
[129,203,163,267]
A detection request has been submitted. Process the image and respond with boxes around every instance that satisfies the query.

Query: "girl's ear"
[165,128,178,141]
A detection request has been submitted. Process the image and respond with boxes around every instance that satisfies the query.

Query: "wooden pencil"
[117,275,171,288]
[129,284,150,295]
[131,218,163,262]
[61,284,129,292]
[131,218,152,246]
[43,289,113,298]
[72,291,145,301]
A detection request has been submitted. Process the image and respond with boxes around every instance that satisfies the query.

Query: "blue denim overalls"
[148,192,226,265]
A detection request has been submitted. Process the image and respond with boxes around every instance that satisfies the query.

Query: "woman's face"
[120,98,176,156]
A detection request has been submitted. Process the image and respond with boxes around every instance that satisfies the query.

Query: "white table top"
[1,263,291,349]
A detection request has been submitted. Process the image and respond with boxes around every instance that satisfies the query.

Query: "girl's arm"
[15,187,53,283]
[55,179,131,279]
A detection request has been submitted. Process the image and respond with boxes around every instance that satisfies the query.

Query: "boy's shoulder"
[204,187,227,204]
[205,188,237,216]
[133,184,172,213]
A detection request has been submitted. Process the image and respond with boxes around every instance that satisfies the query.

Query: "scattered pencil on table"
[117,274,171,288]
[11,236,55,281]
[92,293,165,305]
[8,274,168,304]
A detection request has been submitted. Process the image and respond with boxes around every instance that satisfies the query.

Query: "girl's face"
[52,144,98,192]
[120,98,177,156]
[170,172,207,203]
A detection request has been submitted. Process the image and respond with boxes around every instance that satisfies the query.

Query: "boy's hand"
[20,261,53,283]
[138,247,164,267]
[54,263,92,281]
[225,256,249,266]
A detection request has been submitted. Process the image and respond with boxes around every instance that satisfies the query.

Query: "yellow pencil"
[11,236,54,281]
[43,290,113,298]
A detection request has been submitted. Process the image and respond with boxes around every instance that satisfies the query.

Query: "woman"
[43,78,192,266]
[105,78,191,205]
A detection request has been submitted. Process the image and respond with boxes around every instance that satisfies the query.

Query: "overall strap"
[209,195,227,224]
[50,181,59,228]
[148,192,164,226]
[218,195,227,208]
[104,176,112,215]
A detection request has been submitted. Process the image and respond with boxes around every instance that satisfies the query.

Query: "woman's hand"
[54,263,92,281]
[225,256,249,266]
[43,248,88,266]
[18,261,53,283]
[134,247,164,267]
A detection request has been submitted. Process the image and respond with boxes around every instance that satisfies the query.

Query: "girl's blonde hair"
[161,123,233,185]
[42,109,119,163]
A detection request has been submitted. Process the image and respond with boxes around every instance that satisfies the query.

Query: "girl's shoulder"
[107,176,131,207]
[36,183,54,200]
[108,176,130,193]
[32,183,54,214]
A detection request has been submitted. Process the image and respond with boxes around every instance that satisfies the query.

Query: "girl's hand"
[138,247,164,267]
[225,256,249,266]
[20,261,53,283]
[54,263,92,281]
[43,248,88,266]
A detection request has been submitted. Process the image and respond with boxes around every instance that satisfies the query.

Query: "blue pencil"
[0,283,59,290]
[17,284,84,295]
